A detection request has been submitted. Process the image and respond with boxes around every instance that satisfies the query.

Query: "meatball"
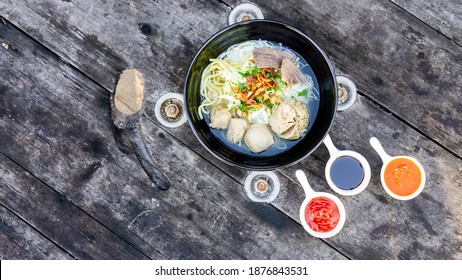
[227,118,249,143]
[244,124,275,153]
[210,106,231,129]
[269,99,309,140]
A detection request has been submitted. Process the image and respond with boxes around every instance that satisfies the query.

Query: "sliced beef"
[281,58,307,85]
[253,48,295,68]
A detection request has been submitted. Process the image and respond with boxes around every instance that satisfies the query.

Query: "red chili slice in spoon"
[305,196,340,232]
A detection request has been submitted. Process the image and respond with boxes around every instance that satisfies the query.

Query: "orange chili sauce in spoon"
[384,157,422,196]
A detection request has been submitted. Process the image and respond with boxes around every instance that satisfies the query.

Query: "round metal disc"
[336,75,358,111]
[228,3,264,25]
[243,171,281,203]
[154,92,187,128]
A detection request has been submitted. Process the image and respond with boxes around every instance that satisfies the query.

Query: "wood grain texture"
[0,0,461,259]
[0,22,344,259]
[1,0,460,155]
[179,94,462,259]
[0,206,72,259]
[0,154,148,259]
[276,96,462,259]
[391,0,462,45]
[223,0,462,156]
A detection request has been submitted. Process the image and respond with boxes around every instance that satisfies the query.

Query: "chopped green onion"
[237,82,246,91]
[239,66,261,77]
[238,102,246,112]
[249,66,260,75]
[298,89,308,97]
[247,107,258,113]
[274,77,284,88]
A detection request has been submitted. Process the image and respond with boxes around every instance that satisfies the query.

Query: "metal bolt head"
[154,93,187,128]
[236,13,255,22]
[255,179,269,193]
[165,103,180,118]
[338,88,345,99]
[243,171,280,203]
[338,86,349,104]
[336,75,358,111]
[240,14,252,21]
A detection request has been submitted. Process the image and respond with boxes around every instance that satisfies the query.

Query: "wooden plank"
[275,96,462,259]
[0,205,72,259]
[1,0,460,259]
[222,0,462,156]
[122,1,462,258]
[0,0,460,156]
[0,22,345,259]
[0,154,148,260]
[139,97,462,259]
[391,0,462,45]
[187,94,462,259]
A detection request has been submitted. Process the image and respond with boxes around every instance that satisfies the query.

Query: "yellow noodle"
[199,58,244,119]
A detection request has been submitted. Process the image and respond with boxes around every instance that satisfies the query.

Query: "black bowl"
[184,20,337,170]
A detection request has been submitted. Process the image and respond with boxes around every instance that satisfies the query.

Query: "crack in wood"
[127,210,156,229]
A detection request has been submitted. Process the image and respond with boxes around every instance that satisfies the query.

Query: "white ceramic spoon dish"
[369,137,426,200]
[295,170,346,238]
[323,134,371,196]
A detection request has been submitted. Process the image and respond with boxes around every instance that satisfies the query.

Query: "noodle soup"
[199,40,320,156]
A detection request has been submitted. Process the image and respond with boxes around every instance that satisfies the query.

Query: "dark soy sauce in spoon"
[330,156,365,190]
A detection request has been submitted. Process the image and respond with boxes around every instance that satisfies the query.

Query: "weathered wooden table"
[1,0,461,260]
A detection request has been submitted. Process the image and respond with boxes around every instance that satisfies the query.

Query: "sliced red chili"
[305,197,340,232]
